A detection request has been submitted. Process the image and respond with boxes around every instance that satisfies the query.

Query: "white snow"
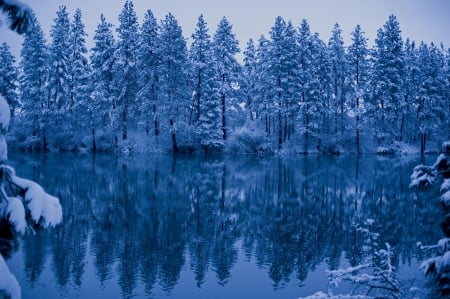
[300,292,371,299]
[433,153,447,169]
[0,134,7,162]
[0,254,21,299]
[409,165,435,187]
[441,190,450,207]
[12,174,62,228]
[5,196,26,234]
[0,165,62,229]
[442,141,450,153]
[0,95,11,132]
[441,179,450,192]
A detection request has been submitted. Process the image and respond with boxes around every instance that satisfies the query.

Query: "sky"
[1,0,450,62]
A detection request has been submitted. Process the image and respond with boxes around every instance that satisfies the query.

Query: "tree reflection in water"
[3,153,442,298]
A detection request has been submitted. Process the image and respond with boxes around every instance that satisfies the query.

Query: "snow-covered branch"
[0,0,33,34]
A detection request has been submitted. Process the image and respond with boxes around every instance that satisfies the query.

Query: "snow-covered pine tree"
[347,24,370,154]
[0,42,19,117]
[19,15,49,150]
[157,13,190,152]
[371,15,406,146]
[137,9,159,138]
[0,5,62,297]
[267,17,300,149]
[253,35,271,136]
[243,38,257,121]
[297,19,316,152]
[69,8,90,149]
[189,14,211,126]
[328,23,347,140]
[402,38,420,146]
[212,17,241,141]
[308,33,333,152]
[190,15,223,152]
[113,0,139,143]
[89,14,116,151]
[48,5,72,149]
[415,42,448,153]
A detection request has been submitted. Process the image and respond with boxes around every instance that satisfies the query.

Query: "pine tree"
[347,24,369,153]
[328,23,347,138]
[297,19,315,152]
[402,38,420,144]
[48,5,72,148]
[212,17,241,141]
[157,13,190,152]
[190,15,223,152]
[253,35,271,136]
[416,42,448,153]
[19,15,49,150]
[137,9,159,138]
[0,42,19,117]
[69,8,90,147]
[267,17,300,148]
[113,0,139,142]
[309,33,333,152]
[90,14,116,151]
[243,38,257,121]
[371,15,405,145]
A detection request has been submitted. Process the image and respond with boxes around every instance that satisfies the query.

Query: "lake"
[3,153,443,298]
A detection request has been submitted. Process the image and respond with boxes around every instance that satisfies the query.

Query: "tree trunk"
[92,127,97,152]
[170,118,178,153]
[221,95,226,140]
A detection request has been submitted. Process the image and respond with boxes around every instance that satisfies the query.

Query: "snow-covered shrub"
[409,164,436,188]
[226,125,272,154]
[0,254,21,299]
[412,141,450,296]
[300,220,404,299]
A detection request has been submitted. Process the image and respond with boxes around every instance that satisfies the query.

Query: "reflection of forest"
[7,153,442,297]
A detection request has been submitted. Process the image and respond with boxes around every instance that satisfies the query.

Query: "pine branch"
[0,0,33,34]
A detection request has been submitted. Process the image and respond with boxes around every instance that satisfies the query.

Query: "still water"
[3,153,442,298]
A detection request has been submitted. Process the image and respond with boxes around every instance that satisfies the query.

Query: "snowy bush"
[0,94,62,299]
[300,220,405,299]
[412,141,450,296]
[0,254,21,299]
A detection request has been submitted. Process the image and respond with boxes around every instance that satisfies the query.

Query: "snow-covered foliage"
[409,164,436,187]
[300,292,370,299]
[0,0,32,34]
[0,254,21,299]
[412,142,450,296]
[3,5,448,154]
[300,220,403,299]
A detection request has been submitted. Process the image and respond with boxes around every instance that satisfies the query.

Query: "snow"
[409,164,435,187]
[0,254,21,299]
[12,174,62,228]
[441,190,450,207]
[0,95,11,132]
[5,196,26,234]
[442,141,450,154]
[0,165,62,230]
[441,179,450,192]
[300,292,371,299]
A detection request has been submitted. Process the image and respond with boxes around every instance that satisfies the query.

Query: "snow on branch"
[0,0,33,34]
[0,164,62,230]
[0,254,21,299]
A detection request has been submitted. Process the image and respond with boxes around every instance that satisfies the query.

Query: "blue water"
[3,153,441,298]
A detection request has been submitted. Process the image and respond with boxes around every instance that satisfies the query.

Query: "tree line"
[1,0,449,154]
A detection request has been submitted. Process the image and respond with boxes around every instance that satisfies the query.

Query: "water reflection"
[5,153,442,298]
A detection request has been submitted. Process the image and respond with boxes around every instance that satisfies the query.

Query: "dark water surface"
[3,153,442,298]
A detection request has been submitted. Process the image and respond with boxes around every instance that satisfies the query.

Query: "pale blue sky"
[1,0,450,62]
